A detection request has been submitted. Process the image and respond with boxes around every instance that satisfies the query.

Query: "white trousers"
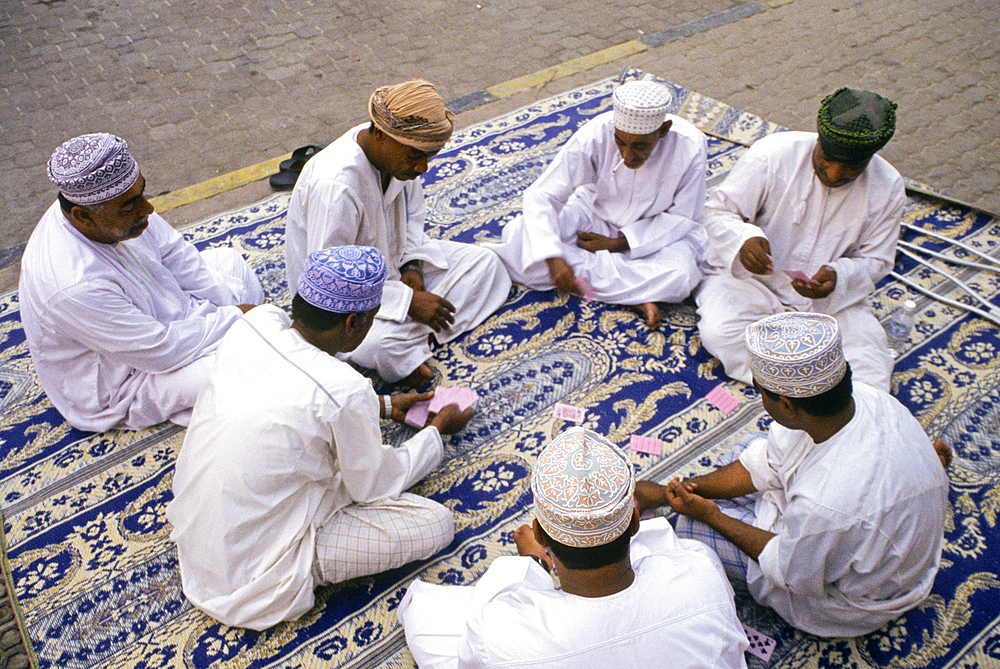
[489,195,703,305]
[343,240,512,382]
[127,247,264,428]
[313,492,454,585]
[695,273,893,391]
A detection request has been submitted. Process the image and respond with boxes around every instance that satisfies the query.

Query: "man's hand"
[576,231,629,254]
[237,304,257,314]
[545,257,581,295]
[738,237,773,275]
[428,402,474,434]
[664,477,720,523]
[388,391,433,424]
[792,265,837,299]
[514,524,554,571]
[408,291,456,332]
[400,268,425,292]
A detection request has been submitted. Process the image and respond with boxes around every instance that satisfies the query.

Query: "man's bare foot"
[637,302,662,330]
[933,438,953,469]
[400,363,434,389]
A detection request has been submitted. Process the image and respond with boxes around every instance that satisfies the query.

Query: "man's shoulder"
[749,131,815,157]
[296,125,373,191]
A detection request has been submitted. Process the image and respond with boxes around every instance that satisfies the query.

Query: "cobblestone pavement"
[1,0,998,294]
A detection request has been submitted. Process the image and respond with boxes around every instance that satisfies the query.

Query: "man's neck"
[355,128,392,193]
[555,559,635,598]
[804,397,857,444]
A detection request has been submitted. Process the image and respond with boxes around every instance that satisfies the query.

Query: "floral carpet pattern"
[0,69,998,669]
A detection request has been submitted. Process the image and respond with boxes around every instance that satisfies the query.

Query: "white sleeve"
[703,147,773,275]
[333,388,444,503]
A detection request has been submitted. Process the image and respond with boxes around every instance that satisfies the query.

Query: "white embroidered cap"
[746,312,847,398]
[531,427,635,548]
[613,81,672,135]
[48,133,140,205]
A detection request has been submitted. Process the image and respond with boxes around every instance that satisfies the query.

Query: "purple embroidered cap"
[297,245,387,313]
[47,133,140,205]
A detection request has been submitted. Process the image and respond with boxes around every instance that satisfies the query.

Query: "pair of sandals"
[269,144,324,190]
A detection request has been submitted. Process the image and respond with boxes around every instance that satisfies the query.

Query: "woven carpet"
[2,68,999,669]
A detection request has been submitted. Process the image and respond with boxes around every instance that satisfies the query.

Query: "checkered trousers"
[313,493,454,585]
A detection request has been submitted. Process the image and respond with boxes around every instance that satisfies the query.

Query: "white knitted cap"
[613,81,672,135]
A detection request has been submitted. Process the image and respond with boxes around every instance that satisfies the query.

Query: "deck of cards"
[404,385,479,429]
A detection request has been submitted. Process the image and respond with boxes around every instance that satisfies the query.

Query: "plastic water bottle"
[885,299,917,359]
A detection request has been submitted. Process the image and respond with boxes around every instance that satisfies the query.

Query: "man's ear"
[628,508,641,537]
[532,519,548,548]
[657,119,673,138]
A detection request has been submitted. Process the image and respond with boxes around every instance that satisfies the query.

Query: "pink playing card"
[428,385,478,413]
[741,623,777,661]
[404,401,431,429]
[629,434,664,456]
[552,402,585,423]
[783,269,819,285]
[575,276,597,301]
[706,385,740,415]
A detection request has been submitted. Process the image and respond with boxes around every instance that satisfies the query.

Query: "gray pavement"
[1,0,998,294]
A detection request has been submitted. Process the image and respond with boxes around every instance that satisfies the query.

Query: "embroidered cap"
[746,312,847,398]
[297,246,387,314]
[47,133,141,205]
[531,426,635,548]
[613,81,672,135]
[816,87,897,163]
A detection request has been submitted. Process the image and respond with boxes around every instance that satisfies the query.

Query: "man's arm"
[635,460,758,513]
[665,480,776,561]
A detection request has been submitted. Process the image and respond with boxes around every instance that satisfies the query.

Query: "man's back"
[458,519,748,669]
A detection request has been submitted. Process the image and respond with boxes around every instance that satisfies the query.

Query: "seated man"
[285,79,512,387]
[19,133,263,432]
[696,88,905,390]
[399,426,749,669]
[168,246,474,630]
[488,80,708,330]
[637,312,951,637]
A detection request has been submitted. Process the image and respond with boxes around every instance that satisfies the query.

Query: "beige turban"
[368,80,455,152]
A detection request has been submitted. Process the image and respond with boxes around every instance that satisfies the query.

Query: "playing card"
[706,385,740,415]
[404,401,431,429]
[575,276,597,301]
[783,269,819,285]
[629,434,663,455]
[741,624,777,662]
[428,385,479,413]
[552,402,585,423]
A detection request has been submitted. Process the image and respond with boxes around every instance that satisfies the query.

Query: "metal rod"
[889,271,1000,327]
[898,240,1000,273]
[901,221,1000,268]
[897,247,997,314]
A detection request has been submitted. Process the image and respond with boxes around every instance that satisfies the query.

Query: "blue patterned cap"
[48,133,140,205]
[297,246,387,313]
[746,312,846,398]
[531,427,635,548]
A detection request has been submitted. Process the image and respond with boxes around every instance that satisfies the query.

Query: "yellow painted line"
[150,154,290,213]
[487,40,647,99]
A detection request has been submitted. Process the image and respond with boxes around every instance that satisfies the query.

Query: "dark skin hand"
[575,231,629,254]
[408,290,456,332]
[664,477,776,561]
[739,236,773,275]
[514,523,555,570]
[385,390,473,432]
[545,256,582,295]
[791,265,837,299]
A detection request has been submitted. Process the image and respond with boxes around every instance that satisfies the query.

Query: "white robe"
[167,305,447,630]
[18,203,263,432]
[399,518,748,669]
[738,383,949,637]
[488,111,707,304]
[285,124,512,382]
[696,131,905,390]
